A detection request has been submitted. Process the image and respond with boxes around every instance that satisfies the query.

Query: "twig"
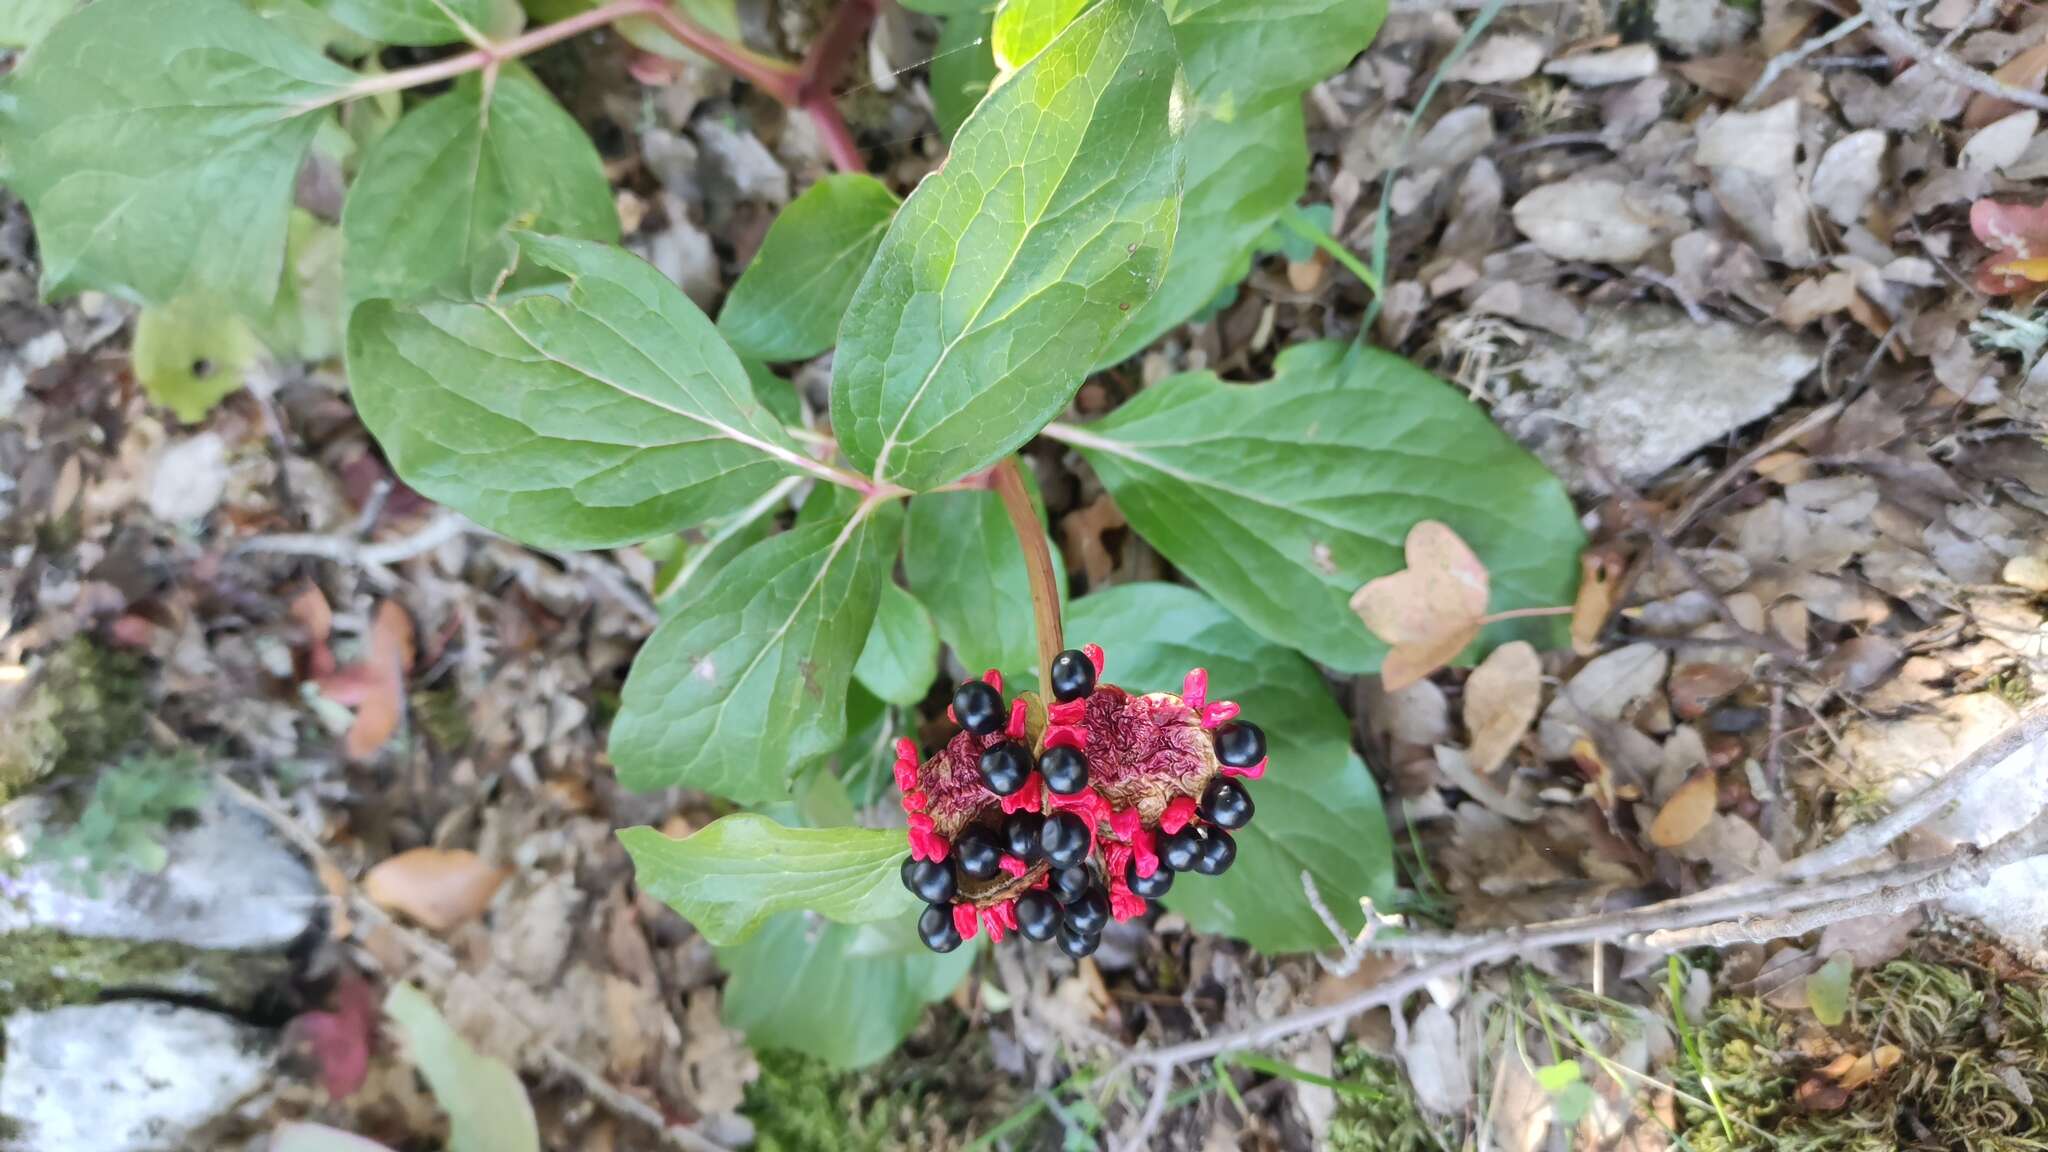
[1862,0,2048,111]
[1303,871,1374,975]
[1667,398,1846,535]
[1114,1068,1174,1152]
[992,456,1065,691]
[1743,12,1870,107]
[234,512,474,570]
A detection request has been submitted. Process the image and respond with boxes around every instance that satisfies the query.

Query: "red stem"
[992,457,1064,692]
[798,0,880,102]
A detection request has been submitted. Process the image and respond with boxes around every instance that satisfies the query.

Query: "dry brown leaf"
[1060,494,1126,588]
[1351,521,1490,691]
[1463,641,1541,775]
[344,601,415,761]
[1965,42,2048,129]
[1569,548,1625,655]
[362,847,508,932]
[1649,769,1720,847]
[317,857,355,941]
[1669,663,1746,719]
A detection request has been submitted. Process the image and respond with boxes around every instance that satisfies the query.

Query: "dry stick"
[992,456,1065,691]
[1742,11,1870,107]
[1862,0,2048,111]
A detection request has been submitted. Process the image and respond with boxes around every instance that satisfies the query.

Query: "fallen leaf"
[1668,663,1746,719]
[319,601,416,761]
[1060,494,1126,588]
[1351,521,1490,691]
[1806,953,1853,1025]
[1970,197,2048,293]
[1511,179,1685,262]
[1569,548,1625,655]
[1810,129,1887,227]
[1648,768,1719,847]
[1399,1002,1472,1114]
[1965,41,2048,129]
[291,584,337,680]
[1464,641,1541,775]
[290,967,379,1101]
[363,848,508,932]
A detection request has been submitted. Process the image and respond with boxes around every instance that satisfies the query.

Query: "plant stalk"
[992,456,1064,691]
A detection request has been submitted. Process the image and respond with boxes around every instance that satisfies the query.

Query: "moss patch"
[0,637,148,802]
[742,1019,1028,1152]
[0,929,290,1017]
[1325,1047,1460,1152]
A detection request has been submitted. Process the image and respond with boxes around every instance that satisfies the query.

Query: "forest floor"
[7,0,2048,1149]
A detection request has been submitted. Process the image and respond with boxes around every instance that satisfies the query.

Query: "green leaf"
[831,0,1184,491]
[0,0,358,312]
[930,11,998,141]
[610,499,902,802]
[1061,342,1583,673]
[346,234,813,549]
[992,0,1086,69]
[719,174,899,362]
[384,983,540,1152]
[310,0,522,44]
[904,487,1066,688]
[853,584,941,706]
[619,815,918,946]
[896,0,989,12]
[1533,1059,1582,1094]
[0,0,75,49]
[263,209,348,361]
[342,67,617,308]
[651,479,797,616]
[719,913,977,1069]
[1807,954,1853,1026]
[1100,0,1387,364]
[1066,582,1395,952]
[133,297,267,423]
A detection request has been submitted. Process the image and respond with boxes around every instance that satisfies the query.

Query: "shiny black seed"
[901,856,957,904]
[1065,886,1110,936]
[1041,811,1092,870]
[1193,828,1236,876]
[1215,721,1266,768]
[1159,827,1203,872]
[1051,863,1093,904]
[955,826,1003,881]
[1127,859,1174,899]
[1200,778,1254,829]
[918,903,963,953]
[1015,890,1063,941]
[1056,922,1102,958]
[978,741,1032,796]
[1050,649,1097,702]
[953,680,1006,736]
[1002,812,1045,861]
[1041,745,1089,794]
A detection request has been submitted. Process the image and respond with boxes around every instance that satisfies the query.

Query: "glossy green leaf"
[133,298,266,423]
[384,983,540,1152]
[992,0,1085,69]
[0,0,74,49]
[610,499,902,802]
[831,0,1184,491]
[342,67,617,308]
[620,815,917,946]
[0,0,357,313]
[310,0,522,44]
[719,174,899,362]
[346,234,813,550]
[853,584,941,706]
[1068,582,1394,953]
[719,913,977,1069]
[904,487,1065,688]
[1062,342,1583,673]
[1100,0,1387,364]
[930,11,998,141]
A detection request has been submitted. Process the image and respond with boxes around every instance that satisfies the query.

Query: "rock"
[1543,44,1660,87]
[1445,35,1545,84]
[147,432,229,524]
[1810,130,1887,227]
[1836,694,2036,850]
[693,120,790,207]
[1511,179,1689,262]
[0,1001,275,1152]
[1502,303,1819,489]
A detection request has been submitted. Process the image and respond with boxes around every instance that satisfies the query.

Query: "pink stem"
[313,0,665,109]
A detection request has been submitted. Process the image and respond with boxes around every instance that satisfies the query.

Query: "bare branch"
[1862,0,2048,112]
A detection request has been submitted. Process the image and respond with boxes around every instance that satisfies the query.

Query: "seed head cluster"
[895,645,1267,957]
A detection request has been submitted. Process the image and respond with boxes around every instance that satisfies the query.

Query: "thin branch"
[993,456,1065,690]
[1862,0,2048,111]
[1743,12,1870,107]
[636,3,803,106]
[233,511,474,569]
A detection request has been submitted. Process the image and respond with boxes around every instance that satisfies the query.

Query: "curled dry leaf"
[1463,640,1541,776]
[363,847,509,932]
[1668,663,1746,719]
[1569,548,1625,655]
[1648,768,1719,848]
[1350,520,1490,692]
[316,600,417,761]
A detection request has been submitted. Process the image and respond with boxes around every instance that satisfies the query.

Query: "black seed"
[901,856,957,904]
[918,903,963,953]
[1050,649,1097,701]
[1041,811,1092,870]
[1193,828,1236,876]
[1015,890,1062,941]
[1001,812,1045,861]
[1056,921,1102,958]
[953,679,1006,736]
[1065,885,1110,936]
[1041,745,1089,794]
[1215,721,1265,768]
[1051,863,1093,904]
[955,826,1002,881]
[1200,778,1254,829]
[978,741,1032,796]
[1159,827,1203,872]
[1127,859,1174,899]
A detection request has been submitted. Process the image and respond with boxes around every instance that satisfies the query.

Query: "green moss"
[0,929,289,1017]
[743,1050,891,1152]
[1325,1048,1459,1152]
[0,638,147,802]
[1676,956,2048,1152]
[742,1024,1028,1152]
